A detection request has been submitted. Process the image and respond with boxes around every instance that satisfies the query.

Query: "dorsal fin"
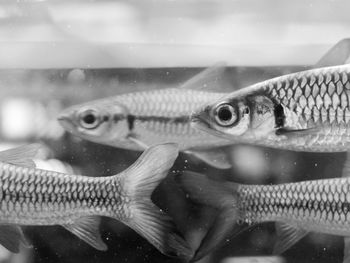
[179,62,227,92]
[314,38,350,68]
[0,144,42,168]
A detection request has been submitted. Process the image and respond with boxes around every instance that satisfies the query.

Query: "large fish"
[0,143,191,259]
[177,169,350,262]
[58,39,350,168]
[191,64,350,152]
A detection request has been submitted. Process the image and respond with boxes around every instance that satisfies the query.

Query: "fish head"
[191,91,277,141]
[58,101,131,145]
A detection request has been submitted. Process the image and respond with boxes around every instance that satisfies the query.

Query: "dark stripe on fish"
[113,114,124,122]
[113,114,189,125]
[274,104,285,128]
[127,115,135,131]
[135,115,189,124]
[252,198,343,214]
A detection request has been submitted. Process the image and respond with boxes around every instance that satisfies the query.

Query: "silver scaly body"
[59,87,235,169]
[107,88,229,151]
[0,162,126,225]
[193,65,350,152]
[238,177,350,235]
[260,65,350,151]
[0,144,192,259]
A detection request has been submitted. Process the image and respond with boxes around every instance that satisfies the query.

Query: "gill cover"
[198,95,277,139]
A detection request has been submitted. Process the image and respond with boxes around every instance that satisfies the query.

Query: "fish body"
[237,178,350,235]
[58,80,236,169]
[178,171,350,260]
[0,144,191,259]
[58,40,350,165]
[191,64,350,152]
[0,162,125,225]
[59,88,229,151]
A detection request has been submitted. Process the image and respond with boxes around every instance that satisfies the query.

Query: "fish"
[191,64,350,152]
[0,143,192,260]
[177,167,350,262]
[58,65,235,169]
[58,39,350,169]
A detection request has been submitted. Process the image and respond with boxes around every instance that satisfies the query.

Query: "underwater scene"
[2,1,350,263]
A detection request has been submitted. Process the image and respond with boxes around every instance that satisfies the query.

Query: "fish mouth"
[57,113,76,133]
[190,111,214,132]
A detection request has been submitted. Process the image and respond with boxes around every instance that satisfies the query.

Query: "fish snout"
[190,106,211,127]
[189,111,201,124]
[57,112,76,132]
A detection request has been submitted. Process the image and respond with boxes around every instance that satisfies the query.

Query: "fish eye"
[214,104,238,127]
[78,110,101,129]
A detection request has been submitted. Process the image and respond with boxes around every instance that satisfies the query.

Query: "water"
[1,1,350,262]
[0,66,344,263]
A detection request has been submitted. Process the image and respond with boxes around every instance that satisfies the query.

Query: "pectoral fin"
[193,210,247,261]
[179,62,227,92]
[0,225,31,253]
[314,38,350,68]
[186,148,232,169]
[176,171,243,261]
[127,133,149,150]
[0,144,42,168]
[63,216,107,251]
[273,223,308,254]
[343,237,350,263]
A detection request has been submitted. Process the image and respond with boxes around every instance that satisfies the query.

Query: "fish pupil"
[83,113,96,125]
[218,107,233,122]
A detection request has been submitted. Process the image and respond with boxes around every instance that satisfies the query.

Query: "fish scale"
[113,88,230,149]
[177,168,350,260]
[119,88,217,117]
[264,66,350,127]
[190,65,350,152]
[0,144,192,259]
[0,162,123,225]
[237,177,350,235]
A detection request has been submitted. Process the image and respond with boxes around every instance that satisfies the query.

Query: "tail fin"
[120,143,193,260]
[176,171,242,261]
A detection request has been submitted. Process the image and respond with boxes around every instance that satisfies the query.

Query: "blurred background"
[0,0,349,263]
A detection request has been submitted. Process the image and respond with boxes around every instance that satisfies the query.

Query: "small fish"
[0,143,192,259]
[58,65,235,169]
[177,168,350,261]
[191,64,350,152]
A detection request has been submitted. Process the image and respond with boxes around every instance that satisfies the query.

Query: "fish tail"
[176,171,241,261]
[119,143,193,260]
